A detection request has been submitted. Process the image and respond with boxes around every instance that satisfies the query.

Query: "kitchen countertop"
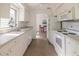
[56,31,79,41]
[0,28,32,48]
[0,31,24,46]
[65,34,79,41]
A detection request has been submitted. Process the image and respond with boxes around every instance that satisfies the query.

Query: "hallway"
[24,32,57,56]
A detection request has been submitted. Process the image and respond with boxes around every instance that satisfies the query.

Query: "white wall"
[0,4,10,32]
[0,3,10,20]
[0,3,10,29]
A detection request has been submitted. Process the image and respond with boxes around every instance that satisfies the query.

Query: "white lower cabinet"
[0,31,32,56]
[66,36,79,56]
[48,31,55,46]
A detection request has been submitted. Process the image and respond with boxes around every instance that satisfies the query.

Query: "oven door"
[55,33,65,56]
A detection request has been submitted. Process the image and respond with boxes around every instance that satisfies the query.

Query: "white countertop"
[0,31,24,46]
[0,28,32,48]
[56,31,79,41]
[65,34,79,41]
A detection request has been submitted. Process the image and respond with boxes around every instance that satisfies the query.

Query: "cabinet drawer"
[0,43,15,56]
[0,37,21,56]
[66,37,79,56]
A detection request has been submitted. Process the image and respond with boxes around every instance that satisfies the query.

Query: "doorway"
[36,14,48,40]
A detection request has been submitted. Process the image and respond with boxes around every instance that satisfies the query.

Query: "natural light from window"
[9,8,16,27]
[0,18,9,28]
[0,8,16,28]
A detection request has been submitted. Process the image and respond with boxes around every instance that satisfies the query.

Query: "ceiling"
[23,3,63,13]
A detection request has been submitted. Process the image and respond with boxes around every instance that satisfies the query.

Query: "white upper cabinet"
[74,4,79,20]
[59,7,75,21]
[57,3,79,21]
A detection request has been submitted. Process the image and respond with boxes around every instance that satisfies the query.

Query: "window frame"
[10,8,17,27]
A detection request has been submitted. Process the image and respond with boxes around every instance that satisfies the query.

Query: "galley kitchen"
[0,3,79,56]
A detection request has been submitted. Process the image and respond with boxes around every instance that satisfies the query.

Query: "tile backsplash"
[62,21,79,32]
[18,21,29,28]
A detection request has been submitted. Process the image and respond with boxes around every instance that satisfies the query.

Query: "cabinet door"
[11,37,24,56]
[0,40,16,56]
[57,4,75,21]
[59,12,68,21]
[12,33,29,56]
[48,31,55,46]
[66,37,79,56]
[0,31,32,56]
[67,7,75,20]
[0,33,25,56]
[74,4,79,19]
[60,4,79,20]
[66,37,73,56]
[69,41,79,56]
[59,7,75,21]
[53,32,57,46]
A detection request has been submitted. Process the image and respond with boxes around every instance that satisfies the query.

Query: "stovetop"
[57,30,77,35]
